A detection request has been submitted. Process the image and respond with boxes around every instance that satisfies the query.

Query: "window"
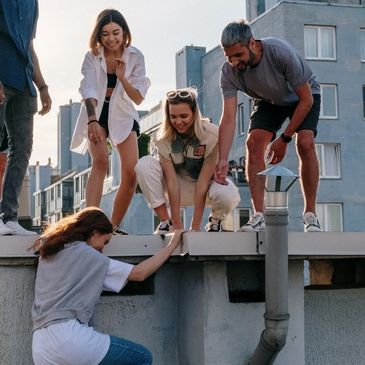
[320,84,338,119]
[237,103,245,136]
[304,26,336,60]
[316,203,343,232]
[75,177,80,193]
[361,29,365,62]
[56,184,61,198]
[315,143,341,178]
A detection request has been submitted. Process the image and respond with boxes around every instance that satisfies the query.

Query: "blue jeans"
[0,86,36,221]
[98,335,153,365]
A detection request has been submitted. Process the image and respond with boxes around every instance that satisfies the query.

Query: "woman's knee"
[209,181,240,207]
[135,156,161,177]
[91,155,109,173]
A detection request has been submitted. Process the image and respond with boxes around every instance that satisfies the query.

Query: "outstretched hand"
[214,160,229,185]
[169,229,185,249]
[268,138,288,165]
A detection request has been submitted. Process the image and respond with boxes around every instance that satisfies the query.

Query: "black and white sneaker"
[113,226,128,235]
[205,216,222,232]
[154,219,172,235]
[240,213,265,232]
[303,212,321,232]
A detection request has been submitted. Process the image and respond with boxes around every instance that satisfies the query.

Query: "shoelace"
[159,220,171,230]
[209,218,220,231]
[304,215,318,225]
[247,214,263,225]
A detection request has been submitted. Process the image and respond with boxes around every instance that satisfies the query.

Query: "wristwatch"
[280,133,292,143]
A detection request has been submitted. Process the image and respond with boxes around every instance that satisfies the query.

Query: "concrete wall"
[305,288,365,365]
[1,257,305,365]
[2,254,365,364]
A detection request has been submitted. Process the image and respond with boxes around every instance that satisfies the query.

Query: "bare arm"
[214,96,237,184]
[30,41,51,115]
[190,156,217,231]
[84,98,103,145]
[128,229,184,281]
[160,158,183,229]
[115,58,143,105]
[268,82,313,164]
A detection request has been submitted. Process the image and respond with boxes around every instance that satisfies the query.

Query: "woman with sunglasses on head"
[31,207,183,365]
[71,9,150,235]
[135,88,240,234]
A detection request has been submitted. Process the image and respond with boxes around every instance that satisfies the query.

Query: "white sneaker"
[154,219,172,235]
[303,212,321,232]
[240,212,265,232]
[0,219,14,235]
[5,221,37,236]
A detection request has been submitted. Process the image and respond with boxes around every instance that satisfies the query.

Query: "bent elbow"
[129,267,147,282]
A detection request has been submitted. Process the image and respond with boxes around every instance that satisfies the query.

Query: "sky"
[31,0,246,165]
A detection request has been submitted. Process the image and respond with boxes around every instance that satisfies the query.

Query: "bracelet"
[87,120,99,125]
[38,84,48,92]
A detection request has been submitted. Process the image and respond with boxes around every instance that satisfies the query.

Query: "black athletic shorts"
[248,94,320,140]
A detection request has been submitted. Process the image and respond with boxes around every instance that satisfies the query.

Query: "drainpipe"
[248,188,290,365]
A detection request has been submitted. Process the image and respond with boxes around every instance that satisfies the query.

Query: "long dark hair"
[32,207,113,258]
[89,9,132,55]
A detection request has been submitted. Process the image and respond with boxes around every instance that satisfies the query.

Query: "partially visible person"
[0,126,8,201]
[31,207,183,365]
[0,1,52,236]
[0,81,7,201]
[136,88,240,234]
[71,9,150,235]
[215,20,321,232]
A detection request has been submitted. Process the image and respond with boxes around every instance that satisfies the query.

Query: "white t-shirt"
[32,259,134,365]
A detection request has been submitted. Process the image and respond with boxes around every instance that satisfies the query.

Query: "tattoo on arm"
[85,98,96,119]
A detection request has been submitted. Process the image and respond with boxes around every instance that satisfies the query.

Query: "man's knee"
[297,133,316,157]
[246,130,272,156]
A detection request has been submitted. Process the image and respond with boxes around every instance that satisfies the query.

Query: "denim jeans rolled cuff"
[98,335,153,365]
[0,86,36,221]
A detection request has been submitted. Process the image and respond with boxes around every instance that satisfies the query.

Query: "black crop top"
[107,73,117,88]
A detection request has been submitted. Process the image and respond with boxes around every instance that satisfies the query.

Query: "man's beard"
[237,49,256,74]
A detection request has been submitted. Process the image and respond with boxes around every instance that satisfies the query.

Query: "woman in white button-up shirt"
[71,9,150,234]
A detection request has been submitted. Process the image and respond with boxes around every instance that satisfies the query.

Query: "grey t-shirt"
[220,37,320,106]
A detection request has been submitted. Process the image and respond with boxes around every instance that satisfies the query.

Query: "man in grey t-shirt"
[214,20,321,232]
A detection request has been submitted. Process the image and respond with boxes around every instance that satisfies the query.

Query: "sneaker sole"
[239,226,265,232]
[154,230,171,235]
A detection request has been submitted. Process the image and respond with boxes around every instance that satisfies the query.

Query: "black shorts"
[248,94,320,140]
[99,99,140,137]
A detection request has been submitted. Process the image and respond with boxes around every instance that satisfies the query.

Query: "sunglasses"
[166,90,194,99]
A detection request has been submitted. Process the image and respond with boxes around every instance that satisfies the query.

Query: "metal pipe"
[247,197,290,365]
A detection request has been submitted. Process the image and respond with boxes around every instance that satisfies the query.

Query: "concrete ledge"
[1,232,365,259]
